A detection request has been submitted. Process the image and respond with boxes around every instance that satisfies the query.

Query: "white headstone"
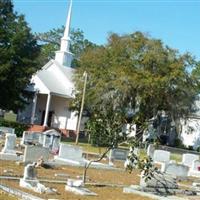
[23,145,49,163]
[191,159,200,171]
[153,150,170,164]
[1,133,16,154]
[147,144,155,158]
[164,163,189,177]
[58,143,83,161]
[182,153,199,167]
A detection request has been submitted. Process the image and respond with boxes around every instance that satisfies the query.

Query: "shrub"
[0,119,29,137]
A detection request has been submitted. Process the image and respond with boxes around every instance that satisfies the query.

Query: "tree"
[0,1,40,112]
[35,27,96,66]
[73,31,199,181]
[74,32,199,140]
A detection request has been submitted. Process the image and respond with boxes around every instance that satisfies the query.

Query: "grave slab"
[65,185,97,196]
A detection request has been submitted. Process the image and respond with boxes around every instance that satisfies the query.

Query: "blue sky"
[13,0,200,59]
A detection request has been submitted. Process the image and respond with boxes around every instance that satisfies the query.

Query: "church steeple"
[55,0,73,67]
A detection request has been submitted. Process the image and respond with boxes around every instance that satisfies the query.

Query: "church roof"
[32,59,75,99]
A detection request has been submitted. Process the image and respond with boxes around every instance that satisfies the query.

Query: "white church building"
[18,0,78,133]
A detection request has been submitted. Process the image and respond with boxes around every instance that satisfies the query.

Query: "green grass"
[61,139,107,154]
[170,153,182,162]
[61,138,130,155]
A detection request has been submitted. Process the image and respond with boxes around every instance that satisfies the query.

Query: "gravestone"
[188,159,200,177]
[0,133,20,161]
[109,148,128,161]
[54,143,85,166]
[182,153,199,167]
[140,171,178,189]
[21,131,42,146]
[20,162,39,190]
[58,143,83,160]
[23,145,49,163]
[0,126,15,134]
[65,178,97,196]
[163,163,189,177]
[147,144,155,158]
[20,162,54,194]
[55,144,114,169]
[42,130,61,152]
[23,162,37,180]
[4,111,17,122]
[2,133,16,154]
[153,150,170,164]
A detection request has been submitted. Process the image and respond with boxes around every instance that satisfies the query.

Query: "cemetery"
[1,127,200,200]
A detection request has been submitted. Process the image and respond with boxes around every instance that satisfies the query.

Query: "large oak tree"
[73,32,200,146]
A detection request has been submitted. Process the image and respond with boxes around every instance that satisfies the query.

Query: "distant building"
[18,0,79,133]
[179,98,200,149]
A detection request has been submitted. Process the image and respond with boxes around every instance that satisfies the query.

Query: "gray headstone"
[153,150,170,163]
[23,145,49,163]
[42,130,61,151]
[21,131,42,145]
[23,163,37,180]
[182,154,199,167]
[109,148,128,161]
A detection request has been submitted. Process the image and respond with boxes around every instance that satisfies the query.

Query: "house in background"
[179,98,200,150]
[18,0,78,134]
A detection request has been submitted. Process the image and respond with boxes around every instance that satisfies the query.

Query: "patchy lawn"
[0,160,153,200]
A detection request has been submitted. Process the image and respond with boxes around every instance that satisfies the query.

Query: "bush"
[0,119,29,137]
